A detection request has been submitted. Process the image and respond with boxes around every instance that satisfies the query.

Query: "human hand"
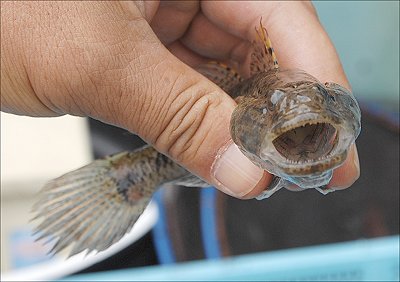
[1,1,359,198]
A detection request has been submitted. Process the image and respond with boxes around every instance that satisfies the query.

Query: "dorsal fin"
[250,18,279,75]
[196,61,243,93]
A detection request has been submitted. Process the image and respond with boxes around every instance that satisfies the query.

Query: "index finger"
[201,1,349,87]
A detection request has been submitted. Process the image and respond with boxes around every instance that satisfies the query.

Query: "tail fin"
[31,146,182,257]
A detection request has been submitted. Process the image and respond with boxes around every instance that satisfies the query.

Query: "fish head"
[230,69,361,188]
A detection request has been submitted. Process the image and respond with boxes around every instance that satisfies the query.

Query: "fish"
[198,20,361,198]
[31,19,361,257]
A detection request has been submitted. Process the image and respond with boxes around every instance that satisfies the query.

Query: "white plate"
[1,202,158,281]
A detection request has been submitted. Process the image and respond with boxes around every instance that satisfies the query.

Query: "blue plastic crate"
[64,235,399,281]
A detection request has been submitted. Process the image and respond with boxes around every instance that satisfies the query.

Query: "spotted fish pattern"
[31,19,361,257]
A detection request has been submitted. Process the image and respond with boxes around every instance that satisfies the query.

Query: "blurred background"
[1,1,399,280]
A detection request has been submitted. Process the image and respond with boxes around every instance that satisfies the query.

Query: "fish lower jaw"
[275,159,342,177]
[284,170,333,189]
[259,144,348,177]
[282,151,339,165]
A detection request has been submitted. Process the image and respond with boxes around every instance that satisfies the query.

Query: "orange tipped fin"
[250,18,279,75]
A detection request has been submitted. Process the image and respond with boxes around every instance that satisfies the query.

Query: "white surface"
[1,202,158,281]
[1,113,158,277]
[1,113,92,188]
[1,113,92,271]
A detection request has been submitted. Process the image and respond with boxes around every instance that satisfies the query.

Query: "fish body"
[32,20,361,256]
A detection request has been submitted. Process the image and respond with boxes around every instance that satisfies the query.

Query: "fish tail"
[31,146,186,257]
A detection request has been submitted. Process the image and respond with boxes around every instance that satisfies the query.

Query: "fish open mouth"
[272,121,338,164]
[259,113,353,178]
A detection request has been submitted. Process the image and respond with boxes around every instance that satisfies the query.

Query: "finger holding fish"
[327,144,360,190]
[200,1,359,190]
[25,1,362,258]
[142,1,360,193]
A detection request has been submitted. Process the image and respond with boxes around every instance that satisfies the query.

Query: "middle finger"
[180,13,250,66]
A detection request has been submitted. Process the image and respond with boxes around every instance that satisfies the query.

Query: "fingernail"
[211,143,264,197]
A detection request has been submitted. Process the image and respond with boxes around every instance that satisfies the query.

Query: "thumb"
[2,1,269,198]
[115,33,269,199]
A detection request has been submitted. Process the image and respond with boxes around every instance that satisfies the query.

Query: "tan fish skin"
[31,146,190,256]
[31,19,361,256]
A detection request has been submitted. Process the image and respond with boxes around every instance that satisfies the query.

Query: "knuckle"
[153,81,223,164]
